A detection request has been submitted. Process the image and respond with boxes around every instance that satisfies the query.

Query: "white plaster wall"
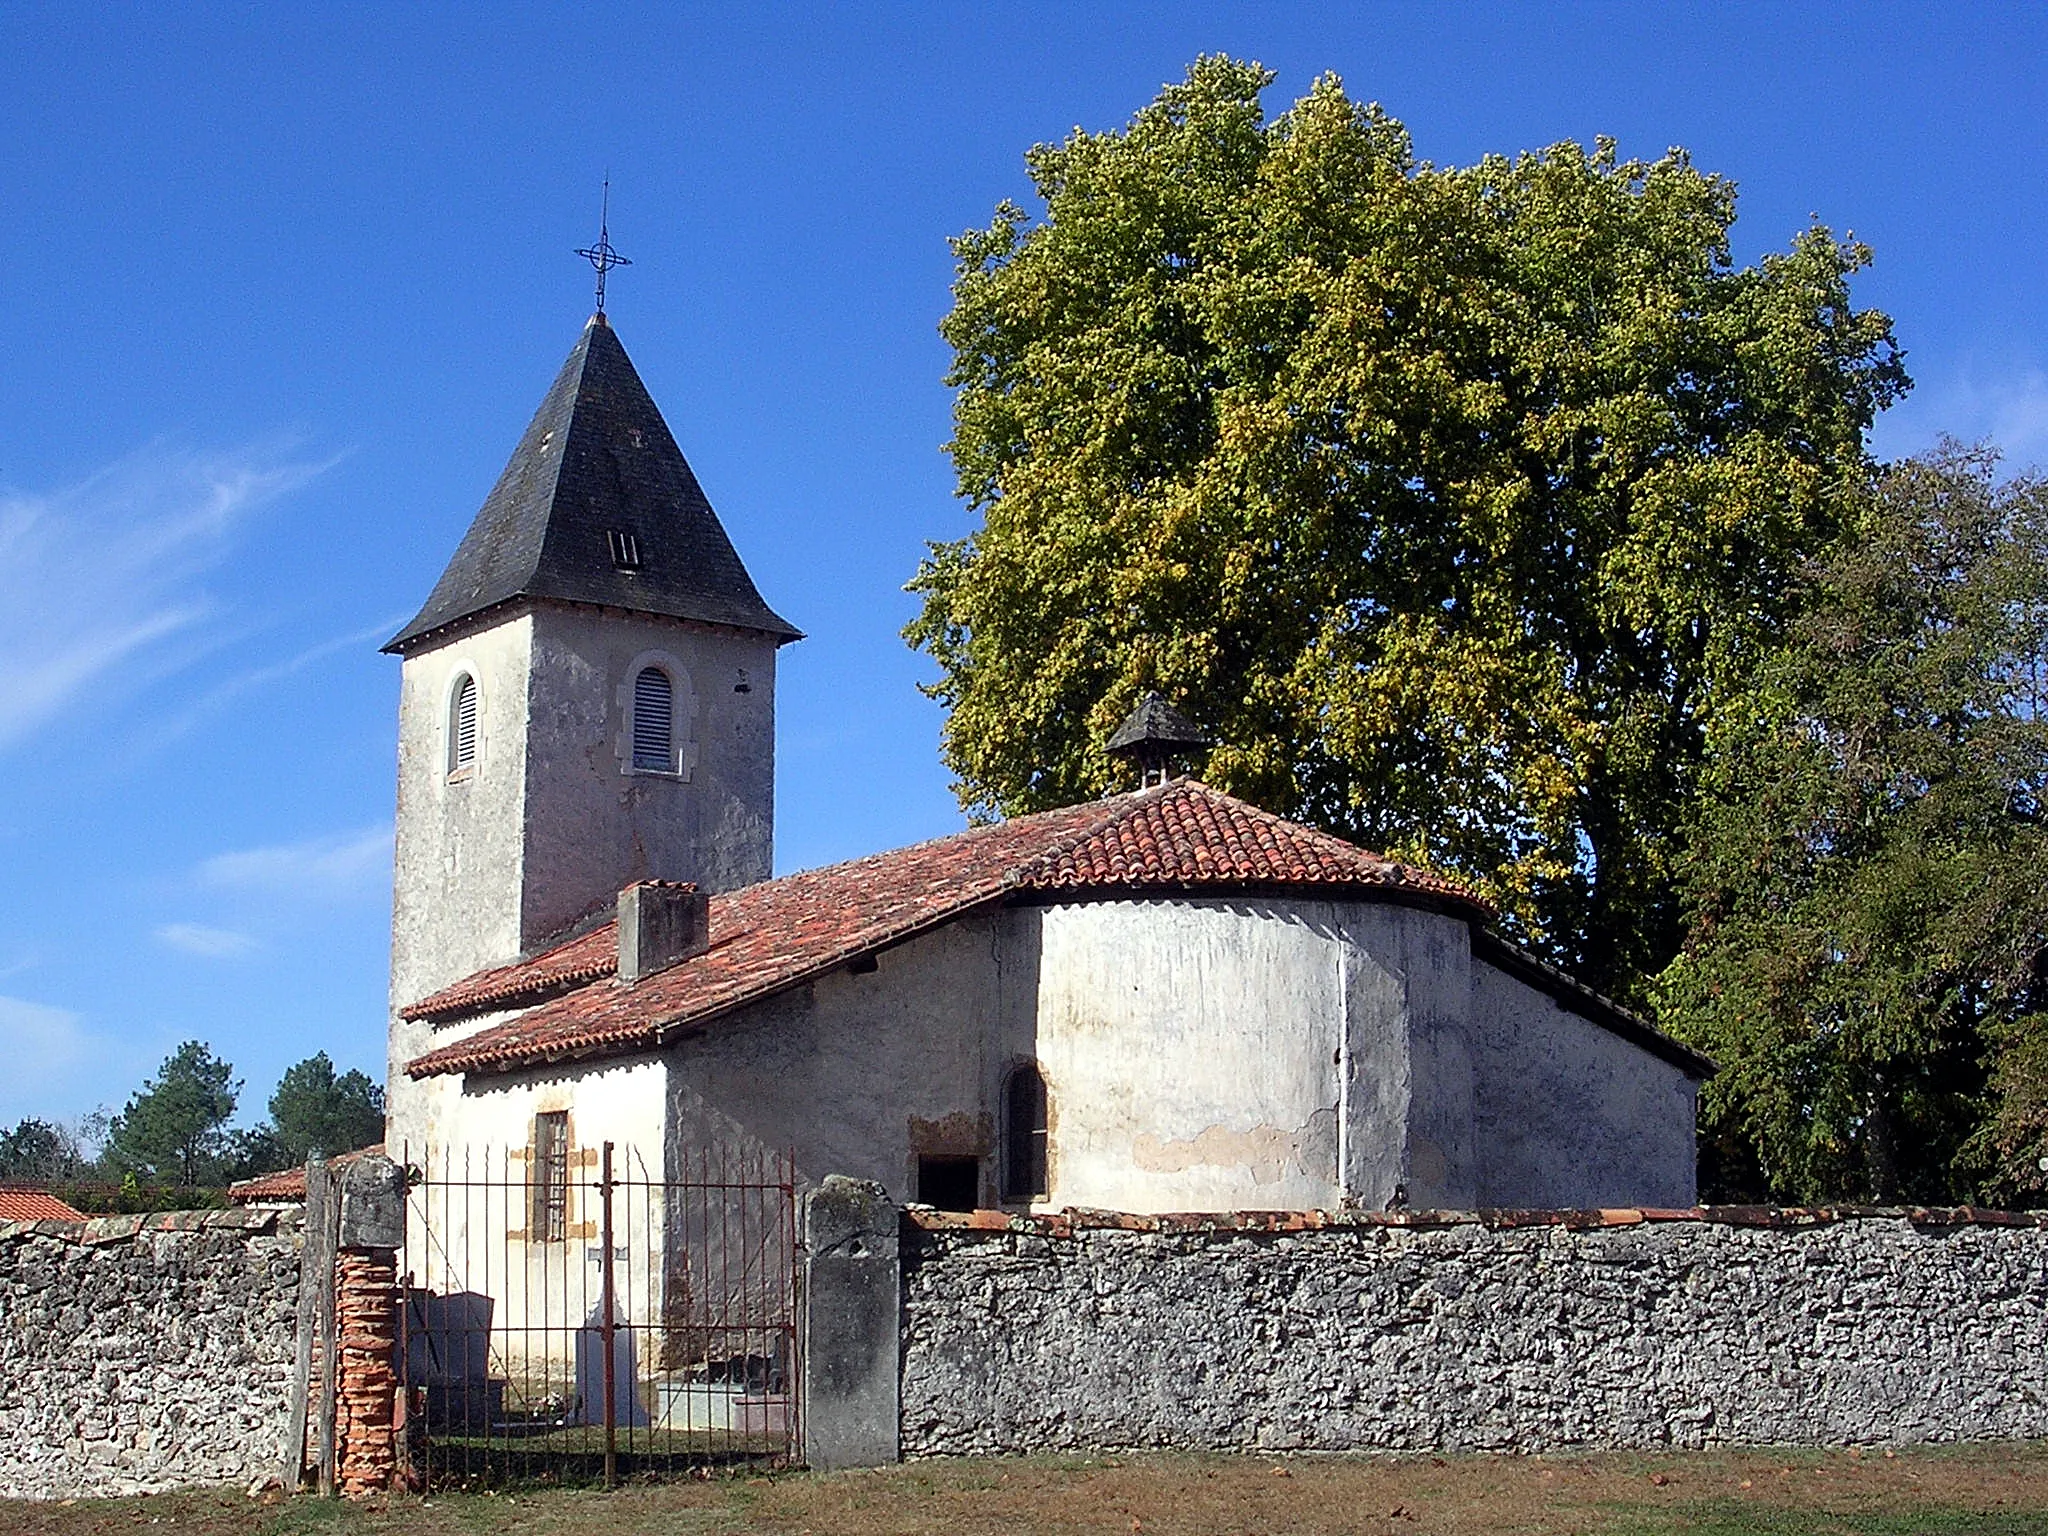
[407,894,1696,1272]
[1469,963,1698,1208]
[400,1055,668,1382]
[1033,898,1345,1214]
[522,603,778,949]
[388,615,537,1156]
[663,910,1029,1205]
[658,895,1695,1217]
[1344,905,1477,1210]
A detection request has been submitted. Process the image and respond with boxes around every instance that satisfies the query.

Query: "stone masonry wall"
[901,1207,2048,1455]
[0,1209,301,1499]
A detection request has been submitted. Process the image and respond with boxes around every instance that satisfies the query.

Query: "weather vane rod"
[575,178,632,315]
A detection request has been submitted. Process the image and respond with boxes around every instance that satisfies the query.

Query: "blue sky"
[3,4,2045,1136]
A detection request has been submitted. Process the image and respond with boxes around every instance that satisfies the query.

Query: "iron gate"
[397,1140,800,1487]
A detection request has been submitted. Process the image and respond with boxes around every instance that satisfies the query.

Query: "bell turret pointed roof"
[1106,692,1214,755]
[385,314,800,653]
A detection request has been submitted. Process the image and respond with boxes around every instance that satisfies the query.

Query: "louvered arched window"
[448,673,478,776]
[631,666,674,771]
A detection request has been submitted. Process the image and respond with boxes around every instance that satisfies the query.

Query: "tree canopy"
[908,57,1905,1001]
[1658,447,2048,1203]
[263,1051,385,1165]
[101,1040,240,1187]
[0,1117,90,1182]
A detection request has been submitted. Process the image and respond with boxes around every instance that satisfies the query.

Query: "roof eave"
[1469,928,1717,1080]
[384,592,802,658]
[998,877,1492,921]
[405,890,1012,1082]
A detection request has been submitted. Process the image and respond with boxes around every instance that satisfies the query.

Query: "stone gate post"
[801,1176,900,1469]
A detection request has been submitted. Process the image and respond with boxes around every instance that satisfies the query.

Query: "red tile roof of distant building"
[0,1187,86,1221]
[227,1143,385,1203]
[404,779,1490,1080]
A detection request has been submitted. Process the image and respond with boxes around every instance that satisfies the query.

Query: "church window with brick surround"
[448,673,478,776]
[531,1111,570,1242]
[631,666,674,771]
[1003,1064,1049,1201]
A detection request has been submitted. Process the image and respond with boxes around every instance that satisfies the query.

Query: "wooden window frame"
[531,1111,570,1243]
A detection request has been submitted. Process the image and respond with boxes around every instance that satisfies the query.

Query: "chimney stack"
[617,881,710,983]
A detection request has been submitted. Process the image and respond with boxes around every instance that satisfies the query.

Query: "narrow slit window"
[607,529,642,569]
[531,1111,569,1243]
[448,674,478,775]
[632,666,674,771]
[1002,1064,1049,1202]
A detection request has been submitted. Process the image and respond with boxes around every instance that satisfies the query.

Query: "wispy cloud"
[1875,363,2048,470]
[134,612,407,756]
[0,994,87,1080]
[153,922,257,959]
[0,441,335,752]
[1981,371,2048,466]
[197,825,393,898]
[0,994,148,1126]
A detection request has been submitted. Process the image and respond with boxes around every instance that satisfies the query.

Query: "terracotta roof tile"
[227,1143,385,1202]
[0,1187,85,1221]
[408,924,618,1022]
[405,781,1486,1081]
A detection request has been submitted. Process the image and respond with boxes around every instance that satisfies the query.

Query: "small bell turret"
[1105,692,1214,787]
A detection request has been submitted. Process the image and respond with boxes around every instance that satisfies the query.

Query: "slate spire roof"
[385,314,800,653]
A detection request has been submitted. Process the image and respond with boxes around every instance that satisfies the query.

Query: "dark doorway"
[916,1155,981,1211]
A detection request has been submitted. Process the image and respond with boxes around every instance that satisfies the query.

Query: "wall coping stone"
[903,1203,2048,1236]
[0,1206,293,1245]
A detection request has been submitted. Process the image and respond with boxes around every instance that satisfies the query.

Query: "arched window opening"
[632,666,674,771]
[1002,1064,1048,1202]
[448,673,478,775]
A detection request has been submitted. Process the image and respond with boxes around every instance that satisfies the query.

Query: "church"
[381,308,1711,1221]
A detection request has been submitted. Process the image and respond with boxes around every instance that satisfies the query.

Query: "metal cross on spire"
[575,178,632,315]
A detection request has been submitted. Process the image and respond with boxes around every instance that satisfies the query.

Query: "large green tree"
[908,57,1905,999]
[1658,448,2048,1203]
[0,1117,89,1181]
[102,1041,240,1187]
[263,1051,385,1165]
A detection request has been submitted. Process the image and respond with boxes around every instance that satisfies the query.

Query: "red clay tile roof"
[0,1187,85,1221]
[227,1143,385,1202]
[406,780,1485,1079]
[406,923,618,1023]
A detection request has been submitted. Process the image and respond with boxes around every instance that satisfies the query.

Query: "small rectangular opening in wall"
[531,1112,569,1241]
[916,1155,980,1212]
[607,529,643,569]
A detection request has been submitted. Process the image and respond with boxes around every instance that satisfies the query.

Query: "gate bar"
[600,1140,617,1489]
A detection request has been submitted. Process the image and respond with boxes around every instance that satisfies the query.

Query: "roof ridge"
[1003,783,1176,887]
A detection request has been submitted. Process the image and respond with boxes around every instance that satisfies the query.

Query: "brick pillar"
[333,1248,399,1497]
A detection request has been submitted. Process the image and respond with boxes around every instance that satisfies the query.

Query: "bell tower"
[382,312,799,1138]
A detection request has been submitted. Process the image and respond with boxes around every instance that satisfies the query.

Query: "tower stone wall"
[381,313,795,1152]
